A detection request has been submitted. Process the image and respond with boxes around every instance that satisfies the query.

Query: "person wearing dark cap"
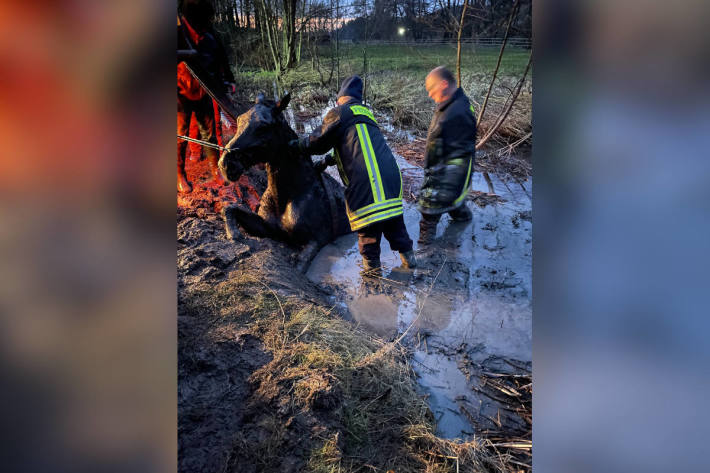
[289,75,417,272]
[418,66,476,244]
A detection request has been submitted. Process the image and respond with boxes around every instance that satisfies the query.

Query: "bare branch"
[477,0,520,125]
[476,52,531,150]
[456,0,469,87]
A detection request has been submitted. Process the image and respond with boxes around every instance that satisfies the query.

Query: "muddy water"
[306,162,531,439]
[292,104,531,438]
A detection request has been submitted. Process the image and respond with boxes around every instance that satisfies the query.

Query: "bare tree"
[477,0,520,125]
[455,0,468,86]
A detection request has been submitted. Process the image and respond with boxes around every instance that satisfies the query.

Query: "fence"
[340,37,531,48]
[312,40,531,79]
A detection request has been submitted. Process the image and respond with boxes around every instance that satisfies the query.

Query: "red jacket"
[177,17,206,100]
[177,16,234,101]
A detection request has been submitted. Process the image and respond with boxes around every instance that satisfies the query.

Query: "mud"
[178,314,272,472]
[178,102,532,469]
[178,106,265,220]
[178,210,351,472]
[307,166,532,439]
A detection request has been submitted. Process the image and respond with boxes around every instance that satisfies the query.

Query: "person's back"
[305,98,403,230]
[293,76,416,272]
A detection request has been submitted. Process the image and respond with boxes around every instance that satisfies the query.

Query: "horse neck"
[264,124,310,195]
[265,157,313,202]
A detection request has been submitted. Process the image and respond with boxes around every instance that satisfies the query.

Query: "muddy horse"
[218,93,350,270]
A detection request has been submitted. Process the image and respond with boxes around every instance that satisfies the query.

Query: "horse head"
[218,92,295,182]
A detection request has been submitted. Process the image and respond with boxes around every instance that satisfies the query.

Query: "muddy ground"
[178,108,531,472]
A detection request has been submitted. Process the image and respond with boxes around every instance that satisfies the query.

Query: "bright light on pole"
[398,27,405,36]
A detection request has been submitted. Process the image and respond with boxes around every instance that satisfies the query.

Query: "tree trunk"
[456,0,469,87]
[335,0,340,86]
[477,0,520,125]
[258,0,282,72]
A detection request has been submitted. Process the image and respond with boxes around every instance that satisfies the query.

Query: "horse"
[218,92,351,271]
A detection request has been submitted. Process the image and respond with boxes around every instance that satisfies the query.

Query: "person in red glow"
[177,0,235,193]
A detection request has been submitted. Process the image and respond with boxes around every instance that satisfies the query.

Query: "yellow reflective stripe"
[469,105,475,117]
[347,202,402,224]
[349,206,403,228]
[350,206,403,231]
[356,123,384,203]
[393,155,403,198]
[363,125,384,202]
[355,124,378,201]
[350,105,377,123]
[347,197,402,219]
[453,158,473,206]
[334,149,348,186]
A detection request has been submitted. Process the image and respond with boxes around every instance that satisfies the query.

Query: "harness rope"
[177,134,231,152]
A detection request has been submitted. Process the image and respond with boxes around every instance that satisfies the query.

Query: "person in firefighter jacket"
[290,75,417,272]
[418,66,476,244]
[177,0,235,193]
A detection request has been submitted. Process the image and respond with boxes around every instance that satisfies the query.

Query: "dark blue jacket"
[418,87,476,214]
[298,100,403,231]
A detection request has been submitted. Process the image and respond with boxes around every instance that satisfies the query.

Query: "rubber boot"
[399,250,417,269]
[178,153,192,193]
[361,257,381,274]
[418,218,437,245]
[207,150,227,186]
[450,204,472,222]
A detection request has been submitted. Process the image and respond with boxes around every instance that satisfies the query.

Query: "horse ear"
[255,93,265,104]
[273,92,291,116]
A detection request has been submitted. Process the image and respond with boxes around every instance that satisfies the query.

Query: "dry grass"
[182,273,531,472]
[367,72,435,131]
[230,64,531,153]
[464,75,532,151]
[366,71,532,150]
[359,71,533,167]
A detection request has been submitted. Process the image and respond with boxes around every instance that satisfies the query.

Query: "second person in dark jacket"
[418,66,476,244]
[290,75,417,272]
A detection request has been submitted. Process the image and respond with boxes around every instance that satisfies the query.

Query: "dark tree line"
[204,0,531,72]
[341,0,531,41]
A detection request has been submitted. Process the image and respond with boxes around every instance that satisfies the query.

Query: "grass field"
[328,43,530,78]
[233,43,532,148]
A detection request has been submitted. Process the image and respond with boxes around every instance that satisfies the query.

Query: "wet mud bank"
[178,103,532,471]
[307,168,532,441]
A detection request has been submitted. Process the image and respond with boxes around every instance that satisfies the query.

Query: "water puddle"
[412,350,475,438]
[288,103,418,177]
[306,163,531,438]
[293,104,531,438]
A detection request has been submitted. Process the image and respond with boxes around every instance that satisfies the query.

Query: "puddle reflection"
[306,175,531,439]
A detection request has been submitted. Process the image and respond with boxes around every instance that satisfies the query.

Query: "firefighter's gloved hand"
[316,153,337,173]
[287,139,302,153]
[314,159,328,174]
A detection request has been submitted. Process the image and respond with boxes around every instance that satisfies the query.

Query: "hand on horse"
[314,153,335,173]
[314,159,329,174]
[288,139,304,154]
